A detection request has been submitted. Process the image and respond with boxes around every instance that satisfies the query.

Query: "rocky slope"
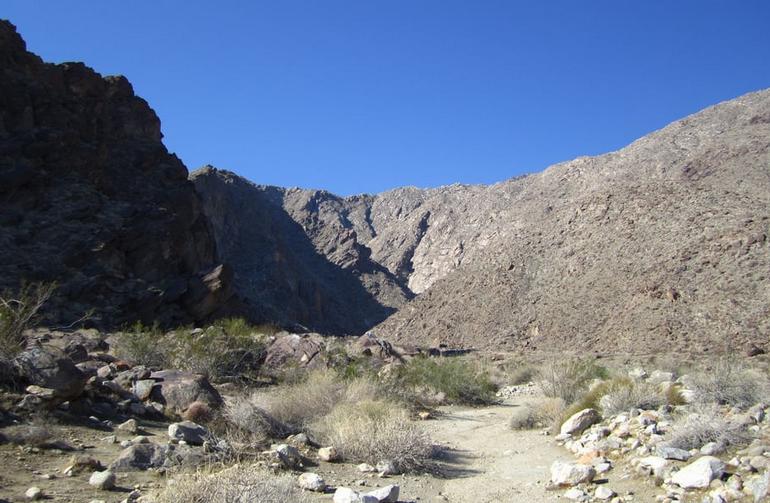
[0,20,232,327]
[374,89,770,353]
[195,89,770,352]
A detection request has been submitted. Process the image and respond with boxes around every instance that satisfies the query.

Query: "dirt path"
[425,400,565,502]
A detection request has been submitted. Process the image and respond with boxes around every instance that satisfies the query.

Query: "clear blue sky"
[3,1,770,195]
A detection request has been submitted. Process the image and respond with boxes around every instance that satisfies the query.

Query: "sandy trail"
[425,400,565,502]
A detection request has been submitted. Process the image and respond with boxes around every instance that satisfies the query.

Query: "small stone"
[89,470,116,490]
[701,442,722,455]
[357,463,376,473]
[564,487,585,500]
[365,484,400,502]
[594,486,616,500]
[319,446,340,462]
[271,443,302,469]
[25,487,43,500]
[297,472,326,492]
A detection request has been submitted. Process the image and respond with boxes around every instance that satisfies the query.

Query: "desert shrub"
[221,397,288,456]
[599,380,669,416]
[663,405,750,451]
[155,464,309,503]
[168,322,267,382]
[113,322,169,369]
[689,358,766,408]
[509,404,540,430]
[0,282,55,362]
[312,398,434,473]
[509,366,536,385]
[392,356,497,406]
[538,358,608,404]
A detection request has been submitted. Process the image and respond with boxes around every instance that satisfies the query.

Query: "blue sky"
[3,1,770,195]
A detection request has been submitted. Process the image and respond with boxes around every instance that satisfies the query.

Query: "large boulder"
[670,456,725,489]
[149,370,222,419]
[560,408,601,436]
[550,461,596,487]
[263,333,325,371]
[13,346,86,400]
[109,443,168,471]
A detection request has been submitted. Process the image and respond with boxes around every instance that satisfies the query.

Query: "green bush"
[114,318,268,381]
[392,356,497,406]
[113,322,169,369]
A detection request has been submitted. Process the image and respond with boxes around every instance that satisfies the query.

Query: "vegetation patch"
[391,356,497,406]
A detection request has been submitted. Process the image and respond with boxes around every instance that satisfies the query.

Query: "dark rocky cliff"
[0,20,232,327]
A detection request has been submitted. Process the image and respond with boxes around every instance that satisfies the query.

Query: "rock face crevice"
[0,20,232,327]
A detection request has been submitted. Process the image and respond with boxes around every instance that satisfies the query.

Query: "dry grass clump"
[509,399,567,431]
[689,358,767,408]
[155,464,309,503]
[599,380,670,416]
[312,399,435,473]
[663,405,750,451]
[252,369,353,430]
[538,358,608,404]
[0,282,55,373]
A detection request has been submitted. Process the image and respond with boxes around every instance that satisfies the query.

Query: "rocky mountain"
[0,20,232,327]
[195,89,770,354]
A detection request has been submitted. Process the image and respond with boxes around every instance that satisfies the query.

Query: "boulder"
[109,443,168,471]
[149,370,222,419]
[670,456,725,489]
[88,470,116,490]
[13,346,86,400]
[297,472,326,492]
[550,461,596,487]
[117,419,139,434]
[168,421,208,445]
[25,487,43,500]
[132,379,156,401]
[263,333,325,371]
[560,408,601,436]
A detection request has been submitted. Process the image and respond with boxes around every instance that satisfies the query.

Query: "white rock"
[701,442,722,455]
[365,484,400,502]
[333,487,378,503]
[671,456,725,489]
[560,409,602,436]
[297,472,326,492]
[550,460,596,486]
[594,486,615,500]
[564,487,585,500]
[357,463,376,472]
[89,470,116,490]
[25,487,43,500]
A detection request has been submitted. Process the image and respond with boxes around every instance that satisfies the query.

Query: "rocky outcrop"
[190,168,410,334]
[0,20,232,327]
